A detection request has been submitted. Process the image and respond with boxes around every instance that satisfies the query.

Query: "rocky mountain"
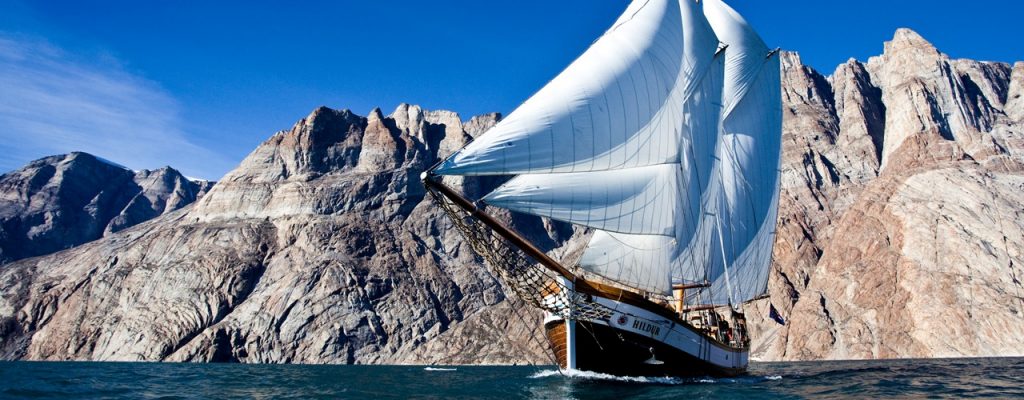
[0,29,1021,363]
[0,152,213,265]
[0,104,563,364]
[748,29,1024,360]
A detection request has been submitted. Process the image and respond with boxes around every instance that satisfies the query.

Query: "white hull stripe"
[543,294,748,370]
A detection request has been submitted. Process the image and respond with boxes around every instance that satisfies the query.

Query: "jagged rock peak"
[195,104,494,221]
[367,107,385,121]
[779,50,805,71]
[831,58,870,88]
[885,28,941,57]
[303,106,358,127]
[228,106,366,182]
[30,151,130,174]
[860,27,1020,169]
[228,104,496,184]
[831,58,885,172]
[0,152,209,264]
[868,29,943,80]
[828,57,865,81]
[134,165,176,178]
[389,104,462,148]
[390,103,426,136]
[465,113,502,138]
[780,50,836,117]
[384,103,474,161]
[358,107,404,172]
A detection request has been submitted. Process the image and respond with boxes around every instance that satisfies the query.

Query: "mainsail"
[698,0,782,305]
[434,0,781,303]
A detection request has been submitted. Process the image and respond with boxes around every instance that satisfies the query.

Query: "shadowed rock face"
[1,29,1022,364]
[0,152,212,265]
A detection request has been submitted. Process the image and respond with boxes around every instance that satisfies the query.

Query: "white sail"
[484,165,683,236]
[697,0,782,305]
[432,0,780,299]
[434,0,719,176]
[579,231,675,293]
[707,187,780,304]
[482,48,723,239]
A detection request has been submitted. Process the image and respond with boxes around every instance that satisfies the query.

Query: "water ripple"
[0,358,1020,399]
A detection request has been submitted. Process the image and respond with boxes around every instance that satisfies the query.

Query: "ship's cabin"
[666,282,751,348]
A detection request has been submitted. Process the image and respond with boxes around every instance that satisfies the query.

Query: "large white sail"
[579,231,676,293]
[697,0,782,305]
[444,0,724,294]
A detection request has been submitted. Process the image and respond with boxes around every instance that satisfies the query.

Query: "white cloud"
[0,33,235,180]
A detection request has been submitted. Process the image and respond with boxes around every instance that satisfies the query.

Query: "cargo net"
[429,187,613,323]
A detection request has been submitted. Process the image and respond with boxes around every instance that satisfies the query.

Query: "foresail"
[579,231,675,294]
[434,0,719,176]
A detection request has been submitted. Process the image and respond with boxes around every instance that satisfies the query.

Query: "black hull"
[545,319,746,378]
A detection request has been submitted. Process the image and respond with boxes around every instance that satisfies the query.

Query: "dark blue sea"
[1,358,1022,399]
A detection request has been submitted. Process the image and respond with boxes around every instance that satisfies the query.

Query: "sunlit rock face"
[749,29,1024,361]
[0,104,558,364]
[1,29,1022,364]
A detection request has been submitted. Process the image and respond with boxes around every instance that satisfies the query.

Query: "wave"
[423,367,458,372]
[529,369,783,385]
[529,369,685,384]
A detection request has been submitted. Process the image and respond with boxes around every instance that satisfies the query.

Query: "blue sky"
[2,0,1021,179]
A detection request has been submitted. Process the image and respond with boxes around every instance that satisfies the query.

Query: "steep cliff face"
[0,105,560,364]
[753,29,1024,360]
[0,152,212,265]
[1,29,1022,364]
[1008,62,1024,122]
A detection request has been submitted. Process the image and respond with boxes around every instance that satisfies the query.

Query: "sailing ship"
[423,0,781,377]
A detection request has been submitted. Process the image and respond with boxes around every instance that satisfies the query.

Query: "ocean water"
[1,358,1022,399]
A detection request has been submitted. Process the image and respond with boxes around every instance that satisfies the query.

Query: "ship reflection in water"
[2,358,1022,399]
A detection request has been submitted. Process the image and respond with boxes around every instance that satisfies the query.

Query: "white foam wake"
[528,369,783,385]
[423,367,458,372]
[528,369,685,385]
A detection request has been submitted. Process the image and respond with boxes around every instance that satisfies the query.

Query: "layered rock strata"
[0,105,563,364]
[750,29,1024,360]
